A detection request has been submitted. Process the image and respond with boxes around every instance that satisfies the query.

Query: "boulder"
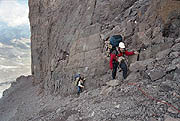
[106,80,120,87]
[156,49,171,60]
[129,61,147,72]
[164,115,179,121]
[100,86,113,95]
[148,69,166,81]
[172,43,180,52]
[166,65,177,73]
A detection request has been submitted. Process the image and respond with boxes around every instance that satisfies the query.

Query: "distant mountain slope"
[0,38,31,81]
[0,22,30,45]
[0,22,31,98]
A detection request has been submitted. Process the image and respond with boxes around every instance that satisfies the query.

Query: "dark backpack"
[110,35,123,48]
[74,74,80,86]
[110,47,118,55]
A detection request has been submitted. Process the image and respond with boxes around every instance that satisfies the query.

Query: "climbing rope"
[127,82,180,113]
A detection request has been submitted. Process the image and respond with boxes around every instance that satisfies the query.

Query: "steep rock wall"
[0,0,179,120]
[29,0,180,96]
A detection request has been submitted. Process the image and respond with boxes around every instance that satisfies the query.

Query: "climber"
[109,46,119,79]
[109,42,139,79]
[77,76,85,95]
[74,74,85,95]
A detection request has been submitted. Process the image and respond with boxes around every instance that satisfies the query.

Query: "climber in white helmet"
[110,42,139,79]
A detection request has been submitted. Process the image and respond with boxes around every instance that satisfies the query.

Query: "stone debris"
[0,0,180,121]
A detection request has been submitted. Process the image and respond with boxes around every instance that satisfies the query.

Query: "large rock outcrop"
[29,0,180,96]
[0,0,180,121]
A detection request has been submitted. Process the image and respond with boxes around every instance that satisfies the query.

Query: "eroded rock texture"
[29,0,180,96]
[0,0,180,121]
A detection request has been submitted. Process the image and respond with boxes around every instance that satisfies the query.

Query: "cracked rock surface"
[0,0,180,121]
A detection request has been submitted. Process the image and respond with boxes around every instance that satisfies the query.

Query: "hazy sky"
[0,0,29,27]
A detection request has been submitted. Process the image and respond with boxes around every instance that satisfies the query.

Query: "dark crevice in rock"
[91,0,97,25]
[166,67,177,74]
[162,13,180,39]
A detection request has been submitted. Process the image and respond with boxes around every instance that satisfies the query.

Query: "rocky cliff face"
[29,0,180,96]
[0,0,180,121]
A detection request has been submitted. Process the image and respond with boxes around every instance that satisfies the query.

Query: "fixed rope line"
[127,82,180,113]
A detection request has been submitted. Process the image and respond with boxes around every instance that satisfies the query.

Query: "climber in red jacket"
[110,42,139,79]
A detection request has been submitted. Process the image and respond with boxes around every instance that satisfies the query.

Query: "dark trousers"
[112,61,118,79]
[120,61,128,79]
[112,61,128,79]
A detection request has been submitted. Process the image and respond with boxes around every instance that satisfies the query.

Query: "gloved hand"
[134,51,139,55]
[118,57,125,63]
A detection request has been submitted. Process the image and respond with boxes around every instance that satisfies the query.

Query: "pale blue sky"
[0,0,29,27]
[17,0,28,5]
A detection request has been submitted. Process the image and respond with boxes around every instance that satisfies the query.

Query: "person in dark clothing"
[119,60,128,79]
[109,42,138,79]
[109,47,119,79]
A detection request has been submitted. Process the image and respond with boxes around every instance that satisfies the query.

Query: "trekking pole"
[137,43,146,61]
[137,44,147,61]
[137,47,141,61]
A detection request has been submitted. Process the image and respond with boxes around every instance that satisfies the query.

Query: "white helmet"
[119,42,125,48]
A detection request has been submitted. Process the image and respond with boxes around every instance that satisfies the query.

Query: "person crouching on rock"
[110,42,139,79]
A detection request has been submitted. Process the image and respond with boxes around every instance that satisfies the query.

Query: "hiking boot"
[77,92,80,96]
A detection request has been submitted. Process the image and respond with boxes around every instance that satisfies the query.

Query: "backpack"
[110,35,123,48]
[110,46,118,54]
[74,74,80,86]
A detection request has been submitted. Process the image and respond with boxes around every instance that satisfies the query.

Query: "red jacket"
[109,50,134,69]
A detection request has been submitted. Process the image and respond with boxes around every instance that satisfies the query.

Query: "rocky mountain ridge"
[0,0,180,121]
